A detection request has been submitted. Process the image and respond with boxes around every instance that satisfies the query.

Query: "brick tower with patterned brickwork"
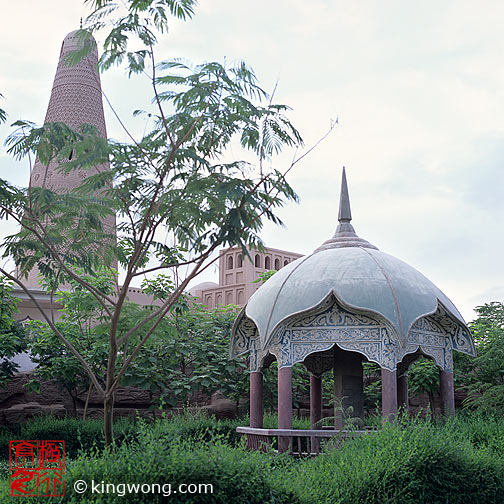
[25,30,114,288]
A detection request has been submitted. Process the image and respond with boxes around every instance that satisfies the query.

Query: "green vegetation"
[0,0,308,446]
[27,271,248,414]
[1,412,503,503]
[0,277,27,386]
[457,302,504,415]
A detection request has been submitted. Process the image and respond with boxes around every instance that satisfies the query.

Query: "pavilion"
[230,168,476,452]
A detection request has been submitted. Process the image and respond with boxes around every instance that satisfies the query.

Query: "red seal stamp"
[9,440,65,497]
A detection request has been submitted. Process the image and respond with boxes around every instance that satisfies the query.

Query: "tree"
[253,269,277,285]
[408,357,440,417]
[0,93,6,125]
[28,271,248,415]
[457,302,504,415]
[0,277,27,387]
[0,0,330,446]
[123,296,248,409]
[26,269,119,417]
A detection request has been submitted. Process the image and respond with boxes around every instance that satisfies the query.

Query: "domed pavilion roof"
[230,169,475,372]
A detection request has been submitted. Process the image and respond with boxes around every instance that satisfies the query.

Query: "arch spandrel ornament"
[261,294,402,371]
[427,302,476,357]
[229,309,258,360]
[233,295,470,373]
[303,350,334,377]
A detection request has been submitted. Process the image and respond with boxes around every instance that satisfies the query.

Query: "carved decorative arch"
[230,296,469,373]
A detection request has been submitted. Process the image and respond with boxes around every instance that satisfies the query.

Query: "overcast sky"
[1,0,503,322]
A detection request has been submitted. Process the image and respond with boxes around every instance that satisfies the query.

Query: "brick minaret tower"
[26,30,114,288]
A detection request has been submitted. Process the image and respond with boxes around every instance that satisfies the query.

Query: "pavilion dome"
[246,245,466,350]
[231,168,475,371]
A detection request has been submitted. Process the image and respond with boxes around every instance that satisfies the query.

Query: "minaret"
[26,30,114,288]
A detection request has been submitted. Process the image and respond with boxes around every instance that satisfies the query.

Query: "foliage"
[28,271,248,412]
[459,302,504,414]
[408,356,440,416]
[27,269,124,413]
[0,93,6,124]
[3,419,296,503]
[0,0,314,446]
[276,415,504,504]
[363,361,381,411]
[0,276,27,386]
[123,294,248,407]
[0,414,136,461]
[2,412,504,503]
[252,269,277,284]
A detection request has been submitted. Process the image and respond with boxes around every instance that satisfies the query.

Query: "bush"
[0,415,137,460]
[141,410,311,448]
[277,417,504,504]
[153,411,245,446]
[2,413,504,503]
[2,420,297,503]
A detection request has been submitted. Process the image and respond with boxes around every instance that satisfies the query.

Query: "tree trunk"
[69,390,77,417]
[83,383,93,420]
[103,393,114,448]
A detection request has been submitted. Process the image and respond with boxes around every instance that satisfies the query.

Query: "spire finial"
[80,17,83,29]
[313,166,379,252]
[338,166,352,223]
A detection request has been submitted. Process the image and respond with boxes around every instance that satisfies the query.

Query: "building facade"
[189,246,302,308]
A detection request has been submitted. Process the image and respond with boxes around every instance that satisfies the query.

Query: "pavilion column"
[310,373,323,454]
[310,374,323,429]
[278,366,293,453]
[397,371,409,414]
[333,347,364,429]
[381,369,398,421]
[249,371,263,428]
[439,370,455,416]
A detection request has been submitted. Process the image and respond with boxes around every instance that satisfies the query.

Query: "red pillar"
[278,366,293,453]
[439,370,455,416]
[381,369,397,421]
[250,371,263,428]
[310,374,323,454]
[310,374,323,429]
[397,372,409,414]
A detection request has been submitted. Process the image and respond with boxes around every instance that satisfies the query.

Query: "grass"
[1,411,503,503]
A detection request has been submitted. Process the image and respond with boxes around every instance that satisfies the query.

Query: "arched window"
[237,254,243,268]
[226,292,233,304]
[274,258,280,270]
[265,256,271,269]
[284,259,289,266]
[216,294,222,305]
[227,255,233,270]
[255,254,261,268]
[237,291,244,305]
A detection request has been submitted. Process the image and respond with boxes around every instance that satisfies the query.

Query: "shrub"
[0,415,137,460]
[153,411,245,446]
[2,421,297,503]
[2,413,503,503]
[277,417,504,504]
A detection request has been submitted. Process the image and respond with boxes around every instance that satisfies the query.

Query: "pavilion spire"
[338,167,352,223]
[314,167,378,252]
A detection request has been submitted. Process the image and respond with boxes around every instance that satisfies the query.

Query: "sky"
[1,0,503,323]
